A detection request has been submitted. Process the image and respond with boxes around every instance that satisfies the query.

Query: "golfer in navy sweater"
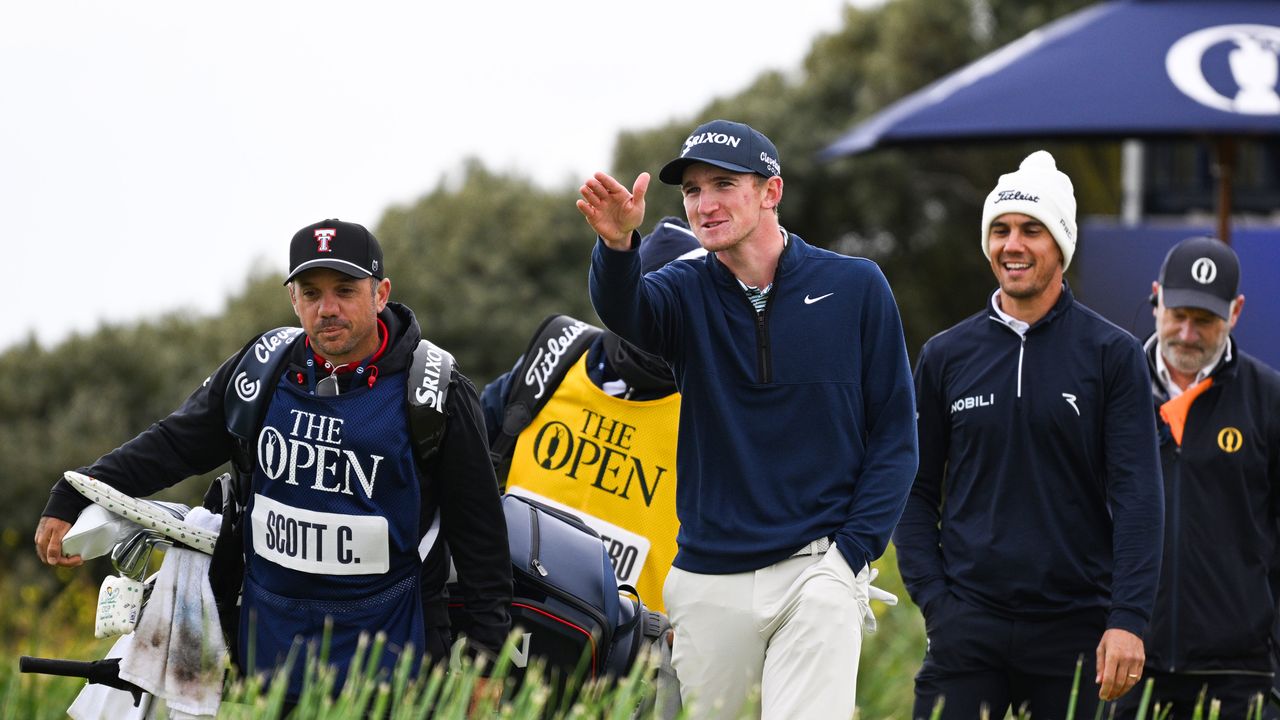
[896,151,1164,718]
[577,120,918,719]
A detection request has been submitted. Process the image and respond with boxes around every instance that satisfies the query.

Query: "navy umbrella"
[822,0,1280,242]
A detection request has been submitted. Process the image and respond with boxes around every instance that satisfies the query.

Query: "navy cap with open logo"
[284,219,384,284]
[1157,236,1240,320]
[658,119,782,185]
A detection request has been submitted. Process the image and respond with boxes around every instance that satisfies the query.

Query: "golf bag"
[451,493,669,691]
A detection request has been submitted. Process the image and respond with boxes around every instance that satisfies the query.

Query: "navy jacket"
[896,285,1163,637]
[1143,335,1280,672]
[590,232,918,575]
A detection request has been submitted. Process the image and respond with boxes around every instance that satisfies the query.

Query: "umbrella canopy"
[822,0,1280,241]
[825,0,1280,152]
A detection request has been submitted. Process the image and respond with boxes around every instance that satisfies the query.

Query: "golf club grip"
[19,656,97,678]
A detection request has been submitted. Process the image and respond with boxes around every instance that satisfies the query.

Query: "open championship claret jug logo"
[1167,24,1280,115]
[1190,257,1218,285]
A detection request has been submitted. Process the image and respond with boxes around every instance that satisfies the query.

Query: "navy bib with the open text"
[240,371,424,697]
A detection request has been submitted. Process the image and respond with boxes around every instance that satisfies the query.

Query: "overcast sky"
[1,1,864,351]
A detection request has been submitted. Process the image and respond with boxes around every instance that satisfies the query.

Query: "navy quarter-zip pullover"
[896,284,1164,637]
[590,232,918,576]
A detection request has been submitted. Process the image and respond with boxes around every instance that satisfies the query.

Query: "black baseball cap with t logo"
[1157,236,1239,320]
[284,219,384,284]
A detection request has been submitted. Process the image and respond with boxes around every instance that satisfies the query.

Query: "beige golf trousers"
[663,544,870,719]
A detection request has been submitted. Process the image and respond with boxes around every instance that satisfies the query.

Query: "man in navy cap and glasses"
[1116,236,1280,719]
[577,120,918,719]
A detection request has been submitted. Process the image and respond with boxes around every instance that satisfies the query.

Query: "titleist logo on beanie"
[980,150,1078,269]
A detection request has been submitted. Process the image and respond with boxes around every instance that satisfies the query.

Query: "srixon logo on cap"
[681,131,742,157]
[314,228,336,253]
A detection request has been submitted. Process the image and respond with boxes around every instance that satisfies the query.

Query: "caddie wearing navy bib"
[35,219,512,701]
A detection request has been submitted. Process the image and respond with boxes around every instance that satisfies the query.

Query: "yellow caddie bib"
[507,353,680,611]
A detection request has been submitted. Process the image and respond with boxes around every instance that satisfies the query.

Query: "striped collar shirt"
[735,229,789,315]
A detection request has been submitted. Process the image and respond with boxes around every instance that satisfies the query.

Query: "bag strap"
[225,327,306,442]
[491,315,602,485]
[216,326,304,668]
[407,338,455,464]
[616,583,659,638]
[510,492,601,540]
[223,329,453,464]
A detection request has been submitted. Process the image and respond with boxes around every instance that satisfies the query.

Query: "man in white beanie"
[895,151,1164,718]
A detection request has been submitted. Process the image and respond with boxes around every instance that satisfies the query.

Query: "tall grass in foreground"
[218,624,683,720]
[1,543,1270,718]
[0,568,115,720]
[920,659,1266,720]
[9,629,1267,719]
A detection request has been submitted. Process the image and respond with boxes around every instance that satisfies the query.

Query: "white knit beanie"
[980,150,1078,270]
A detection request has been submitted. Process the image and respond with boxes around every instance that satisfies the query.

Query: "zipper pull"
[532,558,548,577]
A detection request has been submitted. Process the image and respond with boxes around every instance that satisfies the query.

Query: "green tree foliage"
[2,0,1117,626]
[0,271,293,571]
[614,0,1110,355]
[1,1,1138,715]
[375,159,597,383]
[1,0,1117,520]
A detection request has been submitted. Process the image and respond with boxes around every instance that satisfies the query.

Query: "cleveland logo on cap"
[314,228,336,253]
[760,151,781,176]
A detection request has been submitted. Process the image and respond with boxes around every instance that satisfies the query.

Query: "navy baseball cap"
[638,216,706,275]
[285,219,384,284]
[658,119,782,185]
[1157,236,1240,319]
